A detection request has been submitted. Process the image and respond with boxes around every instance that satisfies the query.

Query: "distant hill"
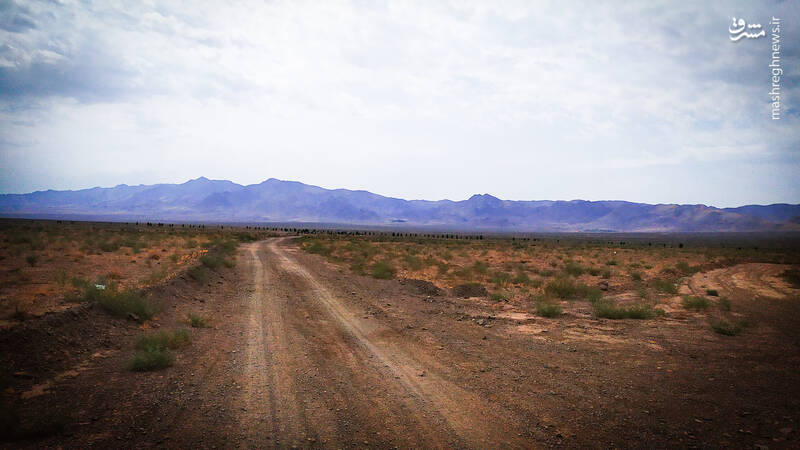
[1,177,798,232]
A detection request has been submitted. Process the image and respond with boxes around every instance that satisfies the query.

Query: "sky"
[0,0,798,207]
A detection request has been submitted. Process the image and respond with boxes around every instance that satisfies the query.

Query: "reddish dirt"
[1,238,799,448]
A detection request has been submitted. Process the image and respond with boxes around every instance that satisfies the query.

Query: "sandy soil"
[2,237,799,448]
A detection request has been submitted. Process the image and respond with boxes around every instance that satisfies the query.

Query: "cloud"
[0,0,797,207]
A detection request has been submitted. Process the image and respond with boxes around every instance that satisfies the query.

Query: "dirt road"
[233,238,528,447]
[4,238,800,448]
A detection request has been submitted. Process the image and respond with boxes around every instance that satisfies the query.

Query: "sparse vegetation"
[711,319,748,336]
[371,260,396,279]
[718,297,731,311]
[128,328,191,371]
[681,295,710,311]
[563,261,585,276]
[675,261,701,275]
[593,300,658,319]
[127,346,175,371]
[82,285,158,320]
[135,328,191,351]
[188,313,209,328]
[201,253,234,270]
[536,301,562,317]
[306,242,332,256]
[0,220,278,320]
[544,277,601,301]
[651,278,678,294]
[490,291,508,302]
[188,265,209,283]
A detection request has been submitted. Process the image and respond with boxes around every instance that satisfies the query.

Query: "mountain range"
[1,177,799,232]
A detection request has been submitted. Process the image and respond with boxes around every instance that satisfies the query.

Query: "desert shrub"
[489,271,512,286]
[513,271,532,284]
[544,277,602,301]
[593,300,657,319]
[371,261,396,279]
[306,242,332,256]
[234,232,258,242]
[83,287,158,320]
[70,277,90,289]
[403,255,423,270]
[587,267,602,276]
[651,278,678,294]
[188,265,208,283]
[135,328,190,351]
[538,269,556,277]
[127,347,174,371]
[705,289,719,297]
[630,271,643,282]
[585,287,603,302]
[490,292,507,302]
[681,295,710,311]
[471,261,489,274]
[201,254,233,270]
[606,259,618,266]
[185,239,198,248]
[545,277,577,299]
[718,297,731,311]
[536,302,562,318]
[218,238,240,255]
[98,240,121,252]
[350,260,366,275]
[600,268,612,279]
[711,319,748,336]
[675,261,701,275]
[188,313,208,328]
[563,261,585,276]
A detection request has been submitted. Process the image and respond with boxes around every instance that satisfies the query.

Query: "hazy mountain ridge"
[1,177,798,232]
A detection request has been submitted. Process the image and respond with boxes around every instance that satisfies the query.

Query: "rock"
[401,278,443,296]
[599,281,609,291]
[127,313,141,322]
[452,283,488,298]
[417,371,425,377]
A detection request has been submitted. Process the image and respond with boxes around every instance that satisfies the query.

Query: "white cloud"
[0,0,798,207]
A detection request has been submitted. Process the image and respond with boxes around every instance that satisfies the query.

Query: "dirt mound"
[452,282,487,298]
[400,278,442,296]
[0,303,124,380]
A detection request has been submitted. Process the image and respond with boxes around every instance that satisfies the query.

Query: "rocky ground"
[1,237,799,448]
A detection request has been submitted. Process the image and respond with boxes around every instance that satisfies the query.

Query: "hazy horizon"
[3,175,799,209]
[1,1,799,207]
